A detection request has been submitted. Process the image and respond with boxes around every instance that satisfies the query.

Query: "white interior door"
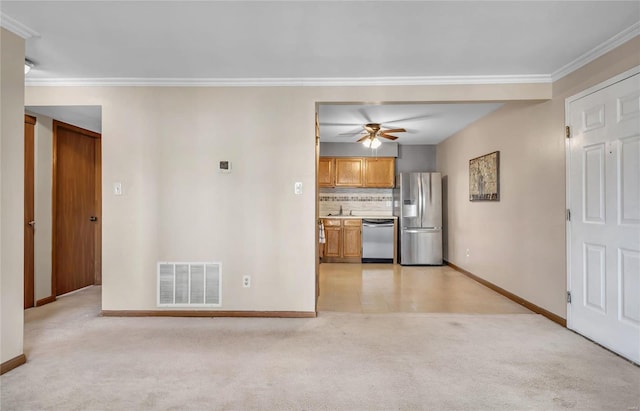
[567,69,640,363]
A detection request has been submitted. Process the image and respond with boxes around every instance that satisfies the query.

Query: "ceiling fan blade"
[381,128,406,134]
[319,122,364,127]
[356,135,371,143]
[383,113,434,124]
[379,135,399,141]
[358,108,373,123]
[338,130,365,136]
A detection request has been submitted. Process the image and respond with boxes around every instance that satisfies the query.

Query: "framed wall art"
[469,151,500,201]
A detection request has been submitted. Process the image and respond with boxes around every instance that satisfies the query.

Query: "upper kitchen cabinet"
[319,156,396,188]
[318,157,335,188]
[335,158,364,187]
[364,157,395,188]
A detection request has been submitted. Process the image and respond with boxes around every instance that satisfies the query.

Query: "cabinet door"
[318,157,335,187]
[342,220,362,258]
[323,219,342,258]
[335,158,364,187]
[364,157,395,188]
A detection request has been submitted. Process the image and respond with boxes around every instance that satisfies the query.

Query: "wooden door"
[364,157,395,188]
[342,219,362,258]
[318,157,335,187]
[335,158,363,187]
[24,115,36,309]
[567,71,640,363]
[53,121,101,296]
[323,219,342,258]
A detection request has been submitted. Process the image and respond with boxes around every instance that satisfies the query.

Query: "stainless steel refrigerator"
[393,172,443,265]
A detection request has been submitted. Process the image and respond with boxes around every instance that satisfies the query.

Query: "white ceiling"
[319,103,503,144]
[4,1,638,145]
[26,106,102,133]
[2,1,638,82]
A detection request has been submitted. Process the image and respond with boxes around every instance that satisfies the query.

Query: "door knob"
[28,220,35,227]
[90,216,98,222]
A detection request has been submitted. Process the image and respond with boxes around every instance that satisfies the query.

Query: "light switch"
[113,182,123,196]
[294,182,303,195]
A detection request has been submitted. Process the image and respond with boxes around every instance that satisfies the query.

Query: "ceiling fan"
[354,123,406,149]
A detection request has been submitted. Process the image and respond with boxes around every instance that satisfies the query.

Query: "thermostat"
[219,161,232,173]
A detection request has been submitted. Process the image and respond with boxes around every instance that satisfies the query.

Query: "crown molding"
[0,13,40,39]
[21,21,638,87]
[25,74,551,87]
[551,22,640,82]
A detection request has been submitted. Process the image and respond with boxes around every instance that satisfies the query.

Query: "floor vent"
[157,262,221,307]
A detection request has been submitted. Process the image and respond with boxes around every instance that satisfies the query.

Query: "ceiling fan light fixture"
[362,137,381,149]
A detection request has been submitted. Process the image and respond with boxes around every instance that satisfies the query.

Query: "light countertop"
[320,215,397,219]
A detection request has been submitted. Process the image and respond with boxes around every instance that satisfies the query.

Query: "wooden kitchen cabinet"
[335,158,364,187]
[323,219,342,258]
[364,157,395,188]
[320,156,395,188]
[322,218,362,262]
[342,219,362,258]
[318,157,335,188]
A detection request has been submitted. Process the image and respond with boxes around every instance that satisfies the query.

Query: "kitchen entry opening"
[314,100,517,315]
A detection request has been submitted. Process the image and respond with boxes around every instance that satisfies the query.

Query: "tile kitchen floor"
[317,263,532,314]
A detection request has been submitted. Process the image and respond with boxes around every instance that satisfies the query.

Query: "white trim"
[564,65,640,330]
[566,66,640,105]
[565,98,573,329]
[552,22,640,82]
[0,13,40,39]
[25,74,552,88]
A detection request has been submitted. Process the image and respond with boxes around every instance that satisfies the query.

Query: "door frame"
[564,65,640,329]
[315,109,320,312]
[52,120,102,297]
[24,114,36,309]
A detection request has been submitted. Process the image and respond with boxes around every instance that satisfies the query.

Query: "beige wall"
[436,36,640,318]
[0,28,25,364]
[24,83,550,312]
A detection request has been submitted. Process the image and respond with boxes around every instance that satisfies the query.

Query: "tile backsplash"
[319,188,393,216]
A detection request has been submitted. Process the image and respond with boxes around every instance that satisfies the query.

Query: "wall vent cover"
[157,262,221,307]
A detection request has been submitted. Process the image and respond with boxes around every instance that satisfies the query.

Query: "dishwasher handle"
[363,222,395,228]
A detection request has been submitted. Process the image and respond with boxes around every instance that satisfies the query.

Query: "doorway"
[53,120,102,296]
[315,101,508,313]
[566,67,640,363]
[25,106,102,305]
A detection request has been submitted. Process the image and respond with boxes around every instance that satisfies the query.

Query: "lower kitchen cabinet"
[322,218,362,263]
[323,219,342,258]
[342,219,362,258]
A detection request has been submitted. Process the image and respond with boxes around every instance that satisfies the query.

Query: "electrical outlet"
[242,275,251,288]
[466,248,470,257]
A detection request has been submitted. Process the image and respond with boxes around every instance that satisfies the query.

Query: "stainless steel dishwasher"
[361,219,395,263]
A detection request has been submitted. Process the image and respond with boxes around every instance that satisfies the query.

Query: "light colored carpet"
[1,286,639,411]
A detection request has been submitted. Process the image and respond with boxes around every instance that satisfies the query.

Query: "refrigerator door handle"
[403,228,441,233]
[418,175,423,224]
